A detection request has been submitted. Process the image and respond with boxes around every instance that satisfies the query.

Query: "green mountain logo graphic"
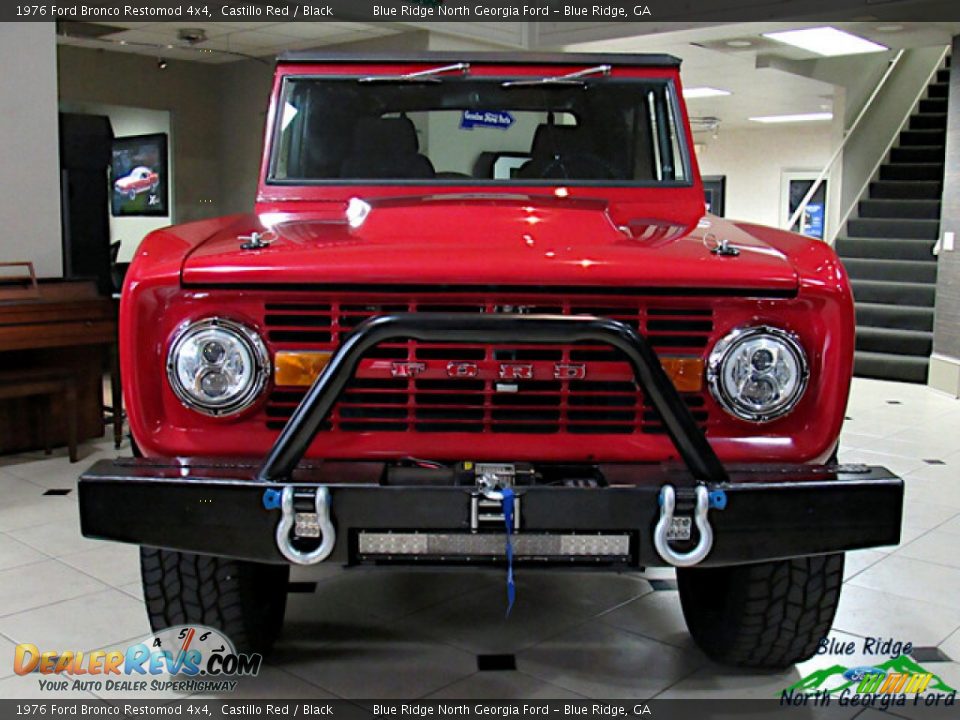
[784,655,956,696]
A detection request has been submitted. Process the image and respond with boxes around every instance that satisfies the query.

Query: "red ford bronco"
[80,52,904,668]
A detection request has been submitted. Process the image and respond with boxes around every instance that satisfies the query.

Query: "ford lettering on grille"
[447,361,479,378]
[554,363,587,380]
[262,296,714,435]
[391,361,426,378]
[499,363,534,380]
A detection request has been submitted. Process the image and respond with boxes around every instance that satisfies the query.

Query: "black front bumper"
[78,459,903,567]
[79,313,903,567]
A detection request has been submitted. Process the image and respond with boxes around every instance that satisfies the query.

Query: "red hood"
[181,196,799,292]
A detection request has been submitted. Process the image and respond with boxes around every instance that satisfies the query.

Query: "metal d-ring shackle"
[654,484,714,567]
[275,486,336,565]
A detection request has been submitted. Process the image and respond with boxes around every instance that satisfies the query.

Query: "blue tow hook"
[708,488,728,510]
[262,488,282,511]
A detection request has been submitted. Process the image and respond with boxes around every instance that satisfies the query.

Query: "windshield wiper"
[501,64,611,89]
[358,62,470,84]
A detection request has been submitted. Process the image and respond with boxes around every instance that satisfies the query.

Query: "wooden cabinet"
[0,279,116,455]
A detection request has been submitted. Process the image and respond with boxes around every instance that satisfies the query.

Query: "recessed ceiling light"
[683,87,732,99]
[726,39,752,48]
[876,24,904,32]
[763,27,887,56]
[749,112,834,124]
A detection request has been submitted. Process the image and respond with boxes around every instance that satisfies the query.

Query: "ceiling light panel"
[683,87,732,99]
[763,27,887,57]
[749,112,834,123]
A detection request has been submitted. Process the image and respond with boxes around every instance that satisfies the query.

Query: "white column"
[0,23,62,277]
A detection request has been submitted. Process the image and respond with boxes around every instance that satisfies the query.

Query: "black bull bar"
[79,314,903,567]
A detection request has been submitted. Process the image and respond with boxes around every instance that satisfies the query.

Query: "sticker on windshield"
[460,110,515,130]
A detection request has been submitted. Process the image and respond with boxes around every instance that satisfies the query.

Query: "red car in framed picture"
[113,166,159,200]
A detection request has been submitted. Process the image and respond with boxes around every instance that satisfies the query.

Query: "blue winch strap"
[501,487,516,618]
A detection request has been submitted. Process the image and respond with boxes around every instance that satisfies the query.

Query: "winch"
[462,462,532,531]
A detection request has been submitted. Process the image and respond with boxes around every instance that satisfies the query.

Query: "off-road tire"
[140,547,289,653]
[676,553,844,668]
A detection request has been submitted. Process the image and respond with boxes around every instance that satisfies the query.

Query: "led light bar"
[357,532,631,560]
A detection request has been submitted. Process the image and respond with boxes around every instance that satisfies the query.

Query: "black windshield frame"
[266,74,695,189]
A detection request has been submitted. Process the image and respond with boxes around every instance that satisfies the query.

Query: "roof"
[276,51,682,68]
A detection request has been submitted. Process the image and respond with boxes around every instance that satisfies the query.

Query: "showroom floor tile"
[424,669,587,699]
[0,377,958,703]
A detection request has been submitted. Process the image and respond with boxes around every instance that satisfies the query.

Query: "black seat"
[472,151,499,178]
[298,107,354,178]
[340,116,435,179]
[517,123,615,180]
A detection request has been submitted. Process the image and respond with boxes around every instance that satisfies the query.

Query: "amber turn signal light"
[660,357,705,393]
[274,351,333,387]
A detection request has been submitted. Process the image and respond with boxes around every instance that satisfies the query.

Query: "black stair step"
[869,180,942,199]
[909,113,947,130]
[856,326,933,356]
[846,218,940,240]
[850,279,936,306]
[900,129,946,146]
[856,302,934,332]
[858,198,940,219]
[890,146,945,163]
[937,68,951,83]
[842,258,938,283]
[919,98,947,114]
[836,236,938,261]
[854,351,929,383]
[928,82,949,98]
[878,163,944,182]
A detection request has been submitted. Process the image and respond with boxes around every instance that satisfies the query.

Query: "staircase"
[836,61,949,383]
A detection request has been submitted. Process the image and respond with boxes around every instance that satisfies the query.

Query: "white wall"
[0,24,62,277]
[695,124,836,233]
[60,102,173,263]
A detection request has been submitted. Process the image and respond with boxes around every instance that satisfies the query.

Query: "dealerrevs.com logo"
[14,625,261,694]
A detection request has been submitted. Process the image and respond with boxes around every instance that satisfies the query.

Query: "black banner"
[4,0,960,22]
[3,699,952,718]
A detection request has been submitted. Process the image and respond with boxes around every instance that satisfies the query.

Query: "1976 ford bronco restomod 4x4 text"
[79,52,904,668]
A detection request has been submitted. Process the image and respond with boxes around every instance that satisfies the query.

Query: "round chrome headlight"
[707,326,809,423]
[166,318,269,417]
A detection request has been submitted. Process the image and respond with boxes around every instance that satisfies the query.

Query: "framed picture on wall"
[781,171,827,240]
[702,175,726,217]
[111,133,168,217]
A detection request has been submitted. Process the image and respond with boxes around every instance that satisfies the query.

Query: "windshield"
[269,76,690,185]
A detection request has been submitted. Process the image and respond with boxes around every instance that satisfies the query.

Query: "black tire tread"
[140,547,288,653]
[677,554,844,668]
